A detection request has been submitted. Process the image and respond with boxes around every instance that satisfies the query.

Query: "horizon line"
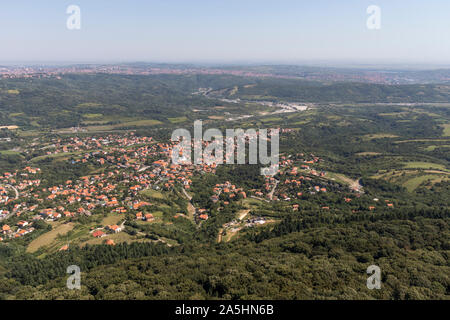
[2,60,450,71]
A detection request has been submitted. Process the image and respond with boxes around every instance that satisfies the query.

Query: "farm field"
[27,223,75,253]
[140,189,165,200]
[403,174,446,192]
[402,162,447,171]
[442,124,450,136]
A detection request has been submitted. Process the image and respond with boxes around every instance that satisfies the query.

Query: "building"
[107,225,122,233]
[92,230,106,238]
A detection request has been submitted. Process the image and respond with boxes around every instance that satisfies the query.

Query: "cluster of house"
[0,131,398,245]
[135,212,154,221]
[1,167,40,205]
[92,224,123,238]
[33,134,153,159]
[0,221,35,241]
[211,182,247,204]
[0,133,216,242]
[0,186,12,204]
[291,195,394,212]
[197,208,209,221]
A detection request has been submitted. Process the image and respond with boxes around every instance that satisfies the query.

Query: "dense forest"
[1,211,448,300]
[208,78,450,103]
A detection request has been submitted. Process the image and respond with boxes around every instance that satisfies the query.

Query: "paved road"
[137,166,150,172]
[7,184,19,199]
[351,179,364,193]
[0,212,13,222]
[268,179,279,200]
[181,188,192,201]
[250,195,270,203]
[0,184,19,221]
[238,209,250,221]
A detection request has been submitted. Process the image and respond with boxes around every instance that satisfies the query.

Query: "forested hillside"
[210,78,450,103]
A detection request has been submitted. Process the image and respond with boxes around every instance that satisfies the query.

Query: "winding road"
[0,184,19,221]
[267,179,279,200]
[7,184,19,199]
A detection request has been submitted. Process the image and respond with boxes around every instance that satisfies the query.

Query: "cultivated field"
[27,222,74,253]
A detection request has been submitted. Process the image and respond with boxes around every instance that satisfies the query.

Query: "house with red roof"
[92,230,106,238]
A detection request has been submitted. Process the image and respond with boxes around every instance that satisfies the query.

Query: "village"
[0,131,393,246]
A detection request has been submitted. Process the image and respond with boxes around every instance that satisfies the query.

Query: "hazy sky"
[1,0,449,65]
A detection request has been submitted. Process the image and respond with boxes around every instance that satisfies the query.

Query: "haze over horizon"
[1,0,450,66]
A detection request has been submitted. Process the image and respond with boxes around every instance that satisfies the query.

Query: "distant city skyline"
[1,0,450,66]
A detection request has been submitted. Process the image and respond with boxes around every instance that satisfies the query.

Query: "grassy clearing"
[424,145,438,151]
[395,139,450,144]
[9,113,24,117]
[403,162,447,171]
[17,130,41,137]
[441,124,450,137]
[237,209,250,221]
[81,115,136,125]
[208,115,225,120]
[223,228,241,243]
[141,189,165,200]
[101,214,123,226]
[30,120,40,127]
[29,151,86,163]
[403,175,442,192]
[242,198,263,208]
[150,211,164,218]
[326,115,342,120]
[372,168,449,191]
[156,203,172,210]
[76,102,102,108]
[378,112,410,117]
[355,152,381,157]
[186,203,195,219]
[363,133,399,140]
[168,116,188,123]
[83,113,103,119]
[292,120,310,125]
[87,119,162,131]
[261,117,282,123]
[423,145,450,151]
[27,223,74,253]
[121,119,163,126]
[326,172,356,186]
[0,150,21,156]
[82,231,134,246]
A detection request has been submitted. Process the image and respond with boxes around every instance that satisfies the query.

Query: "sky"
[0,0,450,66]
